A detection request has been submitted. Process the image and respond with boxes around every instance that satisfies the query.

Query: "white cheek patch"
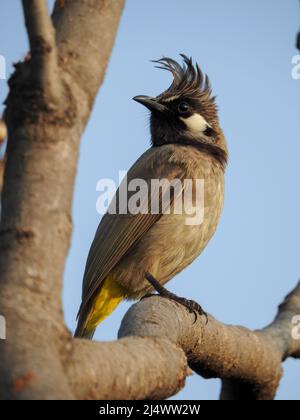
[180,113,210,134]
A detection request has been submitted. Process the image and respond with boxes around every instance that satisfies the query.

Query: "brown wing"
[78,146,186,317]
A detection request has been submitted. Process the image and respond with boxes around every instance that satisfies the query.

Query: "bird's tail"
[74,274,126,340]
[74,322,96,340]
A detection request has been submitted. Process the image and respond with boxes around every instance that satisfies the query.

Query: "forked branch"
[22,0,61,100]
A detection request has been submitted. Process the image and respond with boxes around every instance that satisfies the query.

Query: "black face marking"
[177,101,190,115]
[161,98,195,119]
[134,55,227,166]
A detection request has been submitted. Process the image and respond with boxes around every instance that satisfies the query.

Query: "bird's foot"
[145,272,208,324]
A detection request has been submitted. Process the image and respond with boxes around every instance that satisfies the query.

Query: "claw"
[144,271,208,325]
[192,311,197,324]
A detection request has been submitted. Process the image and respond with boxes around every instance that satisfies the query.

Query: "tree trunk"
[0,0,125,400]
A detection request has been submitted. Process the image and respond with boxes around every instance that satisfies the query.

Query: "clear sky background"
[0,0,299,400]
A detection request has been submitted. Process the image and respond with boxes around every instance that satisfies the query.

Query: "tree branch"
[220,281,300,399]
[22,0,61,101]
[67,282,300,400]
[67,337,189,400]
[0,0,124,400]
[52,0,125,106]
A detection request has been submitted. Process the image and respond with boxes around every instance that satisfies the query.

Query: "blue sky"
[0,0,300,400]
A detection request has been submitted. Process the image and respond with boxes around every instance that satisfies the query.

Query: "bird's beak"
[133,95,167,113]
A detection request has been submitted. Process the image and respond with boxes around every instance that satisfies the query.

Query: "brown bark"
[65,282,300,400]
[22,0,62,101]
[0,0,125,400]
[0,0,299,401]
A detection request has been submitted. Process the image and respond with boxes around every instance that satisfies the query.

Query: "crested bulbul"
[75,55,228,339]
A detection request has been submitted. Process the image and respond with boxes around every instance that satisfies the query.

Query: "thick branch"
[52,0,125,106]
[0,0,124,400]
[220,281,300,400]
[22,0,61,100]
[67,282,300,400]
[67,337,189,400]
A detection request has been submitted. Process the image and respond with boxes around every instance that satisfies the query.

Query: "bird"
[75,54,228,339]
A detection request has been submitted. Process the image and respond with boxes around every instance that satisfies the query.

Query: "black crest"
[153,54,214,104]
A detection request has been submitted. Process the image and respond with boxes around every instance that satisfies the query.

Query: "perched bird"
[75,55,228,339]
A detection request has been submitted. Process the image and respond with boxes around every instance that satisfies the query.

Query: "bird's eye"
[178,102,190,114]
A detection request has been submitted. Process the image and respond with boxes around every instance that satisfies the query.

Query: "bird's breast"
[113,145,225,297]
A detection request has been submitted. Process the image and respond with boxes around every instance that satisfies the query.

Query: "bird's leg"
[144,272,208,324]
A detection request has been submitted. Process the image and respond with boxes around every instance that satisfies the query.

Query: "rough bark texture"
[0,0,299,401]
[68,336,189,400]
[65,283,300,400]
[0,0,125,400]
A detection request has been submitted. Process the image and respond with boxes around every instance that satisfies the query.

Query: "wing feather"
[78,146,186,317]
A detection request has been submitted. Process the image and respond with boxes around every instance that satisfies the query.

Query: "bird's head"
[133,54,227,166]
